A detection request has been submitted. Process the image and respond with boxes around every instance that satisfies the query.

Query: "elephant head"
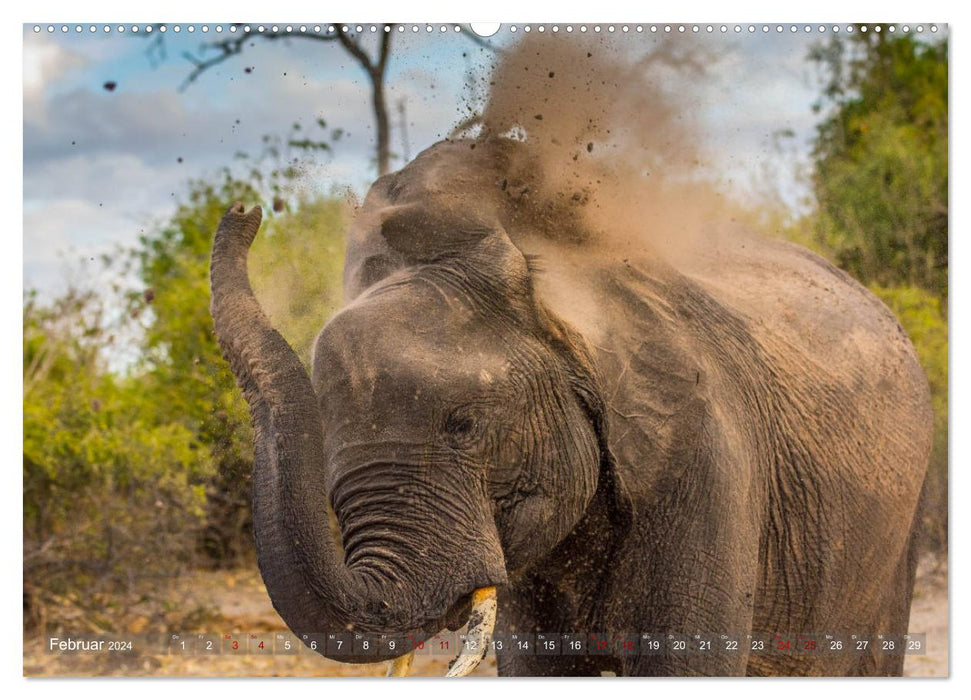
[209,139,631,674]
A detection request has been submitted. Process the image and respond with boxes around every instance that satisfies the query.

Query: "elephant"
[209,136,933,677]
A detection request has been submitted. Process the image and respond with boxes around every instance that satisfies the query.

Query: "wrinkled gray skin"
[210,138,933,676]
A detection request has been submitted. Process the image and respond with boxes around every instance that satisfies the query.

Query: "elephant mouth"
[389,586,499,677]
[443,591,474,631]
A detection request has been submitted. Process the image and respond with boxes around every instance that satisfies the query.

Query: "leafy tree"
[24,162,348,632]
[249,197,347,364]
[132,174,260,563]
[810,29,948,302]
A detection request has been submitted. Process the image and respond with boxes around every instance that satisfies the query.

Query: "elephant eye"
[443,408,477,446]
[445,411,475,435]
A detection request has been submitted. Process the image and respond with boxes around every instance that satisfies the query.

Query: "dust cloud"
[446,33,758,343]
[477,33,737,260]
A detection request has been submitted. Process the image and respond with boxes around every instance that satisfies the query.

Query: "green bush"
[249,197,348,365]
[23,290,213,631]
[811,31,947,302]
[23,174,349,632]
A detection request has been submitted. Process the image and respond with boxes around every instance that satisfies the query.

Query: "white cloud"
[25,152,184,212]
[23,34,87,123]
[23,197,154,295]
[23,34,86,95]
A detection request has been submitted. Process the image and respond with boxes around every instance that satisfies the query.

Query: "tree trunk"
[373,71,391,175]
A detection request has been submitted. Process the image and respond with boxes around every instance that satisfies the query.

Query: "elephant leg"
[493,580,618,677]
[609,445,760,676]
[620,639,751,677]
[852,511,923,677]
[496,652,607,677]
[882,491,924,676]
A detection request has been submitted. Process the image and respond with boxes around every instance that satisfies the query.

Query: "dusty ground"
[23,567,479,678]
[24,557,947,677]
[903,556,949,677]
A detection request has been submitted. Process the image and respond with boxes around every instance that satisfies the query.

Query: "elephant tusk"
[445,586,498,677]
[386,650,415,677]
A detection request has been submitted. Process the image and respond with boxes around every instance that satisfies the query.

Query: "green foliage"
[133,173,261,563]
[233,119,339,203]
[810,30,948,301]
[24,165,349,632]
[24,289,213,629]
[249,198,347,364]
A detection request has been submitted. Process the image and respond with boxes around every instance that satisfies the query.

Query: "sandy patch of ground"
[24,557,947,677]
[903,556,948,677]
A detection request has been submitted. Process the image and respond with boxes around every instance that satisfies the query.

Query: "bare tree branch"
[178,30,341,91]
[160,25,496,175]
[334,30,375,75]
[179,39,242,90]
[376,28,393,75]
[173,26,397,173]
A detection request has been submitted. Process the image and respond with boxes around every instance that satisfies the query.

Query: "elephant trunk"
[209,204,502,668]
[210,203,362,646]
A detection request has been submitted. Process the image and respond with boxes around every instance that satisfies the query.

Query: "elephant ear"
[537,307,635,532]
[463,228,634,533]
[378,203,497,263]
[447,226,633,532]
[342,202,502,300]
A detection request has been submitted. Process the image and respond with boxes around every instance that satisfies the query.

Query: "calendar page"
[22,17,948,680]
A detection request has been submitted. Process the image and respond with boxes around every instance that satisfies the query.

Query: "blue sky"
[24,24,842,298]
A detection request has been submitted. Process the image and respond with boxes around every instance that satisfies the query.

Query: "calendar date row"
[47,632,927,657]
